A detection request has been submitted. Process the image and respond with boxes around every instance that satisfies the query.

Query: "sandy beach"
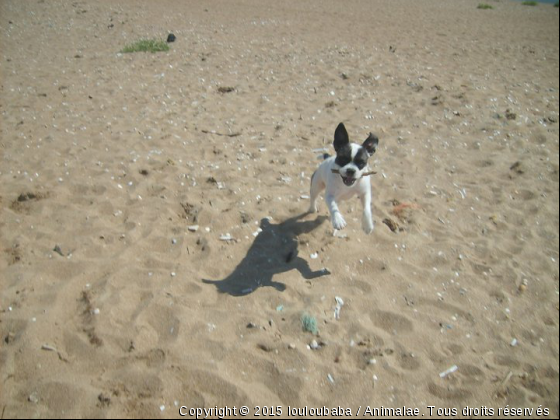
[1,0,559,418]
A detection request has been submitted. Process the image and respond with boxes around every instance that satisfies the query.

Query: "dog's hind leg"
[360,188,374,234]
[308,171,325,213]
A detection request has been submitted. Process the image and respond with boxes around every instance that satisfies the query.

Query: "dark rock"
[383,218,400,233]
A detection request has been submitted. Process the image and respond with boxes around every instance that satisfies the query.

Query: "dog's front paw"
[332,212,347,231]
[362,214,374,234]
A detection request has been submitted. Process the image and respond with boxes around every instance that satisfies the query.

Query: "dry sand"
[1,0,559,418]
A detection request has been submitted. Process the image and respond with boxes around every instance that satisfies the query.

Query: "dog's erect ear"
[362,133,379,156]
[334,123,350,152]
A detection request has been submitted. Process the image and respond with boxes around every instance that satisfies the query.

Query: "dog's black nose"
[346,168,356,176]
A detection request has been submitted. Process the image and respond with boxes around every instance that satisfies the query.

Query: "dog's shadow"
[203,213,330,296]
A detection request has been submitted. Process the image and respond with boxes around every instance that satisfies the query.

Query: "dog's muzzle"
[341,174,357,186]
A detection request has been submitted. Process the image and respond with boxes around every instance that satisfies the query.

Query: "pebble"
[188,225,199,232]
[28,393,39,404]
[310,340,320,350]
[288,343,296,350]
[53,245,64,257]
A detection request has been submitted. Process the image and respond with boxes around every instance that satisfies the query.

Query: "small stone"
[98,393,111,407]
[288,343,296,350]
[28,393,39,404]
[310,340,320,350]
[167,33,176,43]
[53,245,64,256]
[510,161,525,175]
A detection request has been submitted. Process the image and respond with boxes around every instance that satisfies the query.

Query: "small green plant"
[301,313,318,335]
[121,39,169,53]
[478,3,494,9]
[522,1,538,6]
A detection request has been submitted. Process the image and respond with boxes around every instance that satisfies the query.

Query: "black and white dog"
[309,123,379,234]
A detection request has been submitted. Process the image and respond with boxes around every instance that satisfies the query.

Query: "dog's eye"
[335,156,351,167]
[355,159,366,170]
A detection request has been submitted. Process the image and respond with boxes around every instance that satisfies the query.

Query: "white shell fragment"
[439,365,458,378]
[334,296,344,320]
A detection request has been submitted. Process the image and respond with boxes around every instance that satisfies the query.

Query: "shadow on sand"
[203,213,330,296]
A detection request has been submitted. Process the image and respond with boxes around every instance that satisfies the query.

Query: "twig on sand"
[331,169,377,177]
[201,130,242,137]
[500,371,514,388]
